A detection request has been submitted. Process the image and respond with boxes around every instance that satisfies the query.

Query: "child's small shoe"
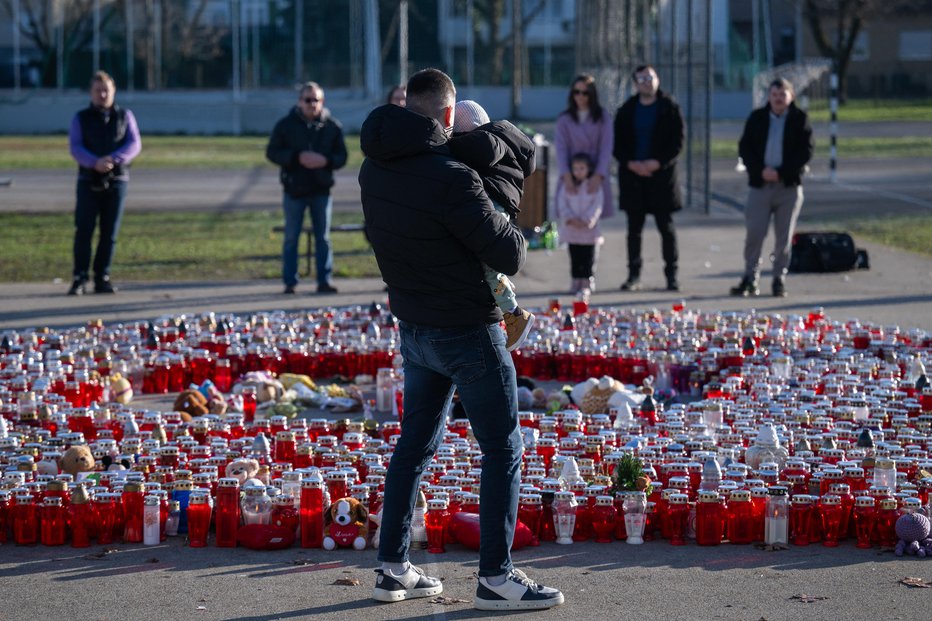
[503,308,535,352]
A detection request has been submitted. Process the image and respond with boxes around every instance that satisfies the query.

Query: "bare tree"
[137,0,228,89]
[1,0,113,87]
[467,0,547,85]
[803,0,925,102]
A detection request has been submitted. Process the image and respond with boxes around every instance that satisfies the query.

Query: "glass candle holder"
[270,495,300,534]
[242,386,257,423]
[186,492,212,548]
[552,491,578,545]
[695,491,724,546]
[300,477,325,548]
[764,486,789,546]
[789,495,814,546]
[517,494,543,546]
[590,496,617,543]
[875,497,899,548]
[94,492,118,545]
[853,496,876,549]
[623,491,648,545]
[67,485,96,548]
[122,481,145,543]
[40,496,67,546]
[425,498,450,554]
[143,494,161,546]
[727,490,755,544]
[241,485,272,525]
[214,477,240,548]
[666,493,690,546]
[818,494,843,547]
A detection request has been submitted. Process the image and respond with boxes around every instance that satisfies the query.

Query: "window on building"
[899,31,932,61]
[852,31,869,62]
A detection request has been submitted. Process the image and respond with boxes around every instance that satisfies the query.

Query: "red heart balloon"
[449,512,534,551]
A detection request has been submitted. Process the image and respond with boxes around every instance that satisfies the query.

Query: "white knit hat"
[453,100,491,133]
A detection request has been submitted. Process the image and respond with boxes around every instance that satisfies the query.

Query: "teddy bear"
[323,497,369,550]
[568,376,632,415]
[109,372,134,404]
[59,444,96,480]
[173,389,208,420]
[236,372,284,404]
[225,458,262,487]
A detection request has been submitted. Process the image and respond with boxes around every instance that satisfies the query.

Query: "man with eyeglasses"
[267,81,348,294]
[613,64,685,292]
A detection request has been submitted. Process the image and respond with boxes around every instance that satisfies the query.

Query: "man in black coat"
[731,78,813,297]
[266,81,347,294]
[360,68,563,612]
[613,65,685,292]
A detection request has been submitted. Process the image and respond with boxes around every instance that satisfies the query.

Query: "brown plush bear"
[59,445,96,479]
[173,389,208,420]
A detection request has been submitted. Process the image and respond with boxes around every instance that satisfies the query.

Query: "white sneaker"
[372,565,443,603]
[474,568,564,610]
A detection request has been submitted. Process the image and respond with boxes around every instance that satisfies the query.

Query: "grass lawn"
[3,134,929,171]
[0,210,380,283]
[0,134,366,170]
[816,215,932,259]
[806,98,932,123]
[708,136,932,159]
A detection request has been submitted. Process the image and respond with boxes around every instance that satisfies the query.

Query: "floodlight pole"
[399,0,409,84]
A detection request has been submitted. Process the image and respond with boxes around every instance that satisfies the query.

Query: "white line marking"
[834,181,932,210]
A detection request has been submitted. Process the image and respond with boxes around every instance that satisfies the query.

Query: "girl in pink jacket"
[555,152,604,294]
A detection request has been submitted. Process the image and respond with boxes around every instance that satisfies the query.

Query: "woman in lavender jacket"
[553,74,614,222]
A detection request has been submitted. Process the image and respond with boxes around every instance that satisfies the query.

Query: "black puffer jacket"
[266,107,347,198]
[448,120,536,218]
[359,104,526,327]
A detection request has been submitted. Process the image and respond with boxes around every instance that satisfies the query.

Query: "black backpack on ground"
[789,231,869,273]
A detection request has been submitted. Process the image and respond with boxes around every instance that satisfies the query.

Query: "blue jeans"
[378,321,523,577]
[73,178,127,282]
[282,192,332,287]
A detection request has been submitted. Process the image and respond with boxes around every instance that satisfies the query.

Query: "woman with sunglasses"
[554,75,614,291]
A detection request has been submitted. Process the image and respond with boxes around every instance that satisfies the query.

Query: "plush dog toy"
[173,389,208,420]
[59,445,96,479]
[225,458,262,487]
[323,497,369,551]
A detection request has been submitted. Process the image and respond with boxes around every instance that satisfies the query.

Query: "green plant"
[611,453,653,496]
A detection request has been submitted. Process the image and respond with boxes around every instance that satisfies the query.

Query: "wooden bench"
[271,223,366,276]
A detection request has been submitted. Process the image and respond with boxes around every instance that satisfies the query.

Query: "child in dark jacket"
[447,100,537,351]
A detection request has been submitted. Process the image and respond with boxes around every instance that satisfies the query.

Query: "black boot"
[729,276,759,297]
[620,273,642,291]
[665,266,679,291]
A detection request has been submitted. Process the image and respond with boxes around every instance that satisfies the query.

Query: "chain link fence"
[576,0,712,211]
